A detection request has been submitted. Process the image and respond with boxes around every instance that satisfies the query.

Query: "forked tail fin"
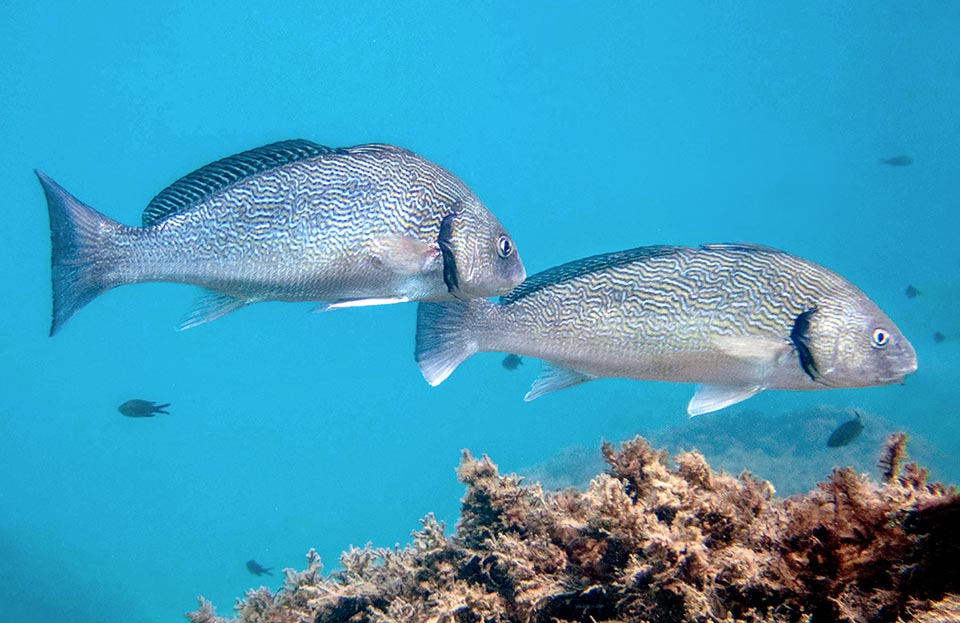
[415,300,488,386]
[36,170,124,336]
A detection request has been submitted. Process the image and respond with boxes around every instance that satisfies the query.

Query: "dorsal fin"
[501,245,681,304]
[142,139,339,226]
[699,242,786,255]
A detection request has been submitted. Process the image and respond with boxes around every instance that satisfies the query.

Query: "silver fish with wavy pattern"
[416,244,917,415]
[37,140,525,335]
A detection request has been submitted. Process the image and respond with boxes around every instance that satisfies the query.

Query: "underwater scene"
[1,2,958,622]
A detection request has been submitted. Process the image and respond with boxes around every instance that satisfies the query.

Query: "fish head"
[439,200,525,298]
[808,299,917,388]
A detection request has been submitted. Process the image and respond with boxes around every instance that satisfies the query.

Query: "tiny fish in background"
[37,140,524,336]
[417,244,917,416]
[880,155,913,166]
[246,560,273,576]
[118,399,170,418]
[904,285,921,299]
[827,412,865,447]
[933,331,946,343]
[502,354,524,370]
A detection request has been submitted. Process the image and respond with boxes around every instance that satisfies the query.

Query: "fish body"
[118,399,170,418]
[880,155,913,166]
[416,244,917,415]
[38,140,524,335]
[827,412,865,447]
[904,285,920,298]
[245,559,272,576]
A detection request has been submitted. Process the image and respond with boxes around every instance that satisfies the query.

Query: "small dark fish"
[246,559,272,576]
[118,399,170,418]
[501,354,524,370]
[933,331,946,343]
[880,155,913,166]
[904,285,921,299]
[827,412,864,448]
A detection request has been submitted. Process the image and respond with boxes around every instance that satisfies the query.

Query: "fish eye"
[497,235,514,258]
[872,328,890,348]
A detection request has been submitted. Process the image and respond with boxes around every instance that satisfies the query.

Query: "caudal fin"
[36,170,123,336]
[415,300,486,385]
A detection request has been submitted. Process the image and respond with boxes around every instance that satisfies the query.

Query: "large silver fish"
[37,140,525,335]
[416,244,917,415]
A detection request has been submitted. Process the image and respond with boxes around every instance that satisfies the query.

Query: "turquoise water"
[1,3,957,621]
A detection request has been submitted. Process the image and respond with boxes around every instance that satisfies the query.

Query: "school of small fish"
[39,140,918,416]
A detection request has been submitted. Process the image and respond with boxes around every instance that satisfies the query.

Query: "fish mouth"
[879,362,918,385]
[878,374,908,385]
[510,264,527,288]
[883,342,919,383]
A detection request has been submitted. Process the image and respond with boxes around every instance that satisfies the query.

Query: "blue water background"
[1,3,957,621]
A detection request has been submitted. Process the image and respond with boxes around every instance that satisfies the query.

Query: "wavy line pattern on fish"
[416,244,917,415]
[37,140,525,335]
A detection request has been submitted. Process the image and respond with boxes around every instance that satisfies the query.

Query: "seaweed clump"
[188,434,959,623]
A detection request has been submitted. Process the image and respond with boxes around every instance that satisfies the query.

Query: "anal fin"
[524,363,596,401]
[687,384,763,416]
[177,290,251,330]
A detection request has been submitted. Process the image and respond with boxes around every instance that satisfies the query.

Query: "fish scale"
[511,248,808,344]
[416,243,916,416]
[37,140,525,335]
[135,151,461,283]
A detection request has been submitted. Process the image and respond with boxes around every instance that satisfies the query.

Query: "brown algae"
[188,434,959,623]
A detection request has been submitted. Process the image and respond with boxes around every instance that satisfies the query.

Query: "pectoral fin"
[314,297,410,312]
[711,335,791,364]
[371,235,441,276]
[687,384,763,416]
[178,290,251,330]
[524,363,597,401]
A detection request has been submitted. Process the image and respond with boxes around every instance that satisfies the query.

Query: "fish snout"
[879,337,918,383]
[897,337,919,375]
[505,255,526,289]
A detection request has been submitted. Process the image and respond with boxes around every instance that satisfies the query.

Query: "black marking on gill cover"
[142,139,342,226]
[438,213,460,294]
[501,245,681,304]
[791,307,819,381]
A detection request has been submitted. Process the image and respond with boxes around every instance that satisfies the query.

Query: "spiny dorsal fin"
[501,245,681,304]
[699,242,787,255]
[142,139,340,226]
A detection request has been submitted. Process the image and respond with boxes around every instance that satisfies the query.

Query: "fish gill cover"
[188,435,959,623]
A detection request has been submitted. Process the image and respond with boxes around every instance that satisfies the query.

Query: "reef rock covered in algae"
[188,435,959,623]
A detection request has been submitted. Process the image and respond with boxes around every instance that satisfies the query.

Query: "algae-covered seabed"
[188,436,960,623]
[1,3,958,623]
